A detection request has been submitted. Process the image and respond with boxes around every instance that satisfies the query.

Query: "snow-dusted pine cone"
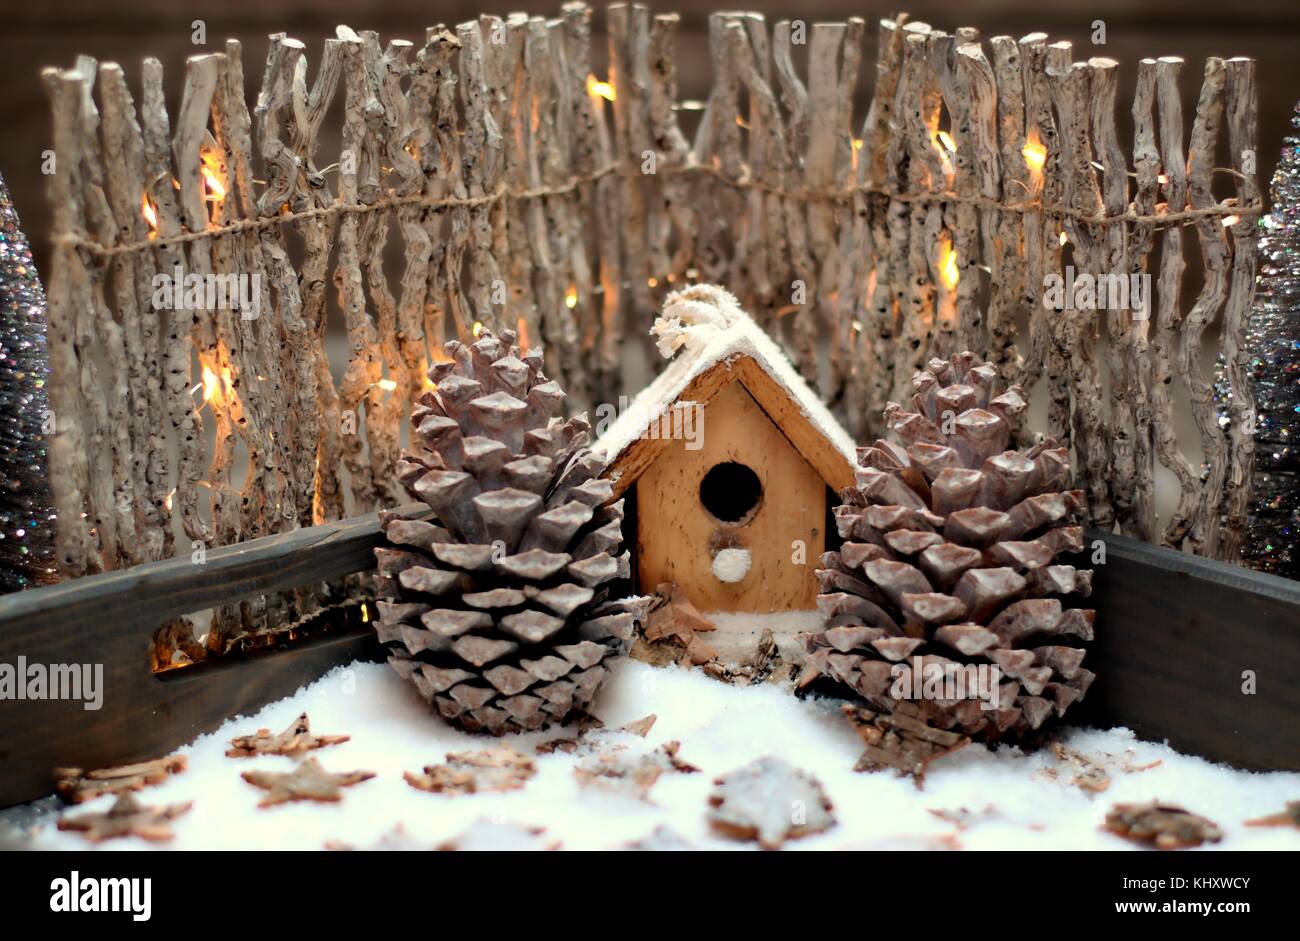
[373,329,642,734]
[802,352,1095,742]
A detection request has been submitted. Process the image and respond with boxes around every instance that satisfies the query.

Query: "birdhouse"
[595,286,856,615]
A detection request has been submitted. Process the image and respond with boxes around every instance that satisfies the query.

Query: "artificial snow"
[594,284,858,470]
[9,658,1300,851]
[711,547,752,583]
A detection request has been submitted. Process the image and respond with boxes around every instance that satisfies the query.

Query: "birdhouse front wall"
[635,380,826,613]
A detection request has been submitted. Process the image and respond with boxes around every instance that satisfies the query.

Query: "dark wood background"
[5,0,1299,279]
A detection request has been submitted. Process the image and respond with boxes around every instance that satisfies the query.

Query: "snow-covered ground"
[8,658,1299,851]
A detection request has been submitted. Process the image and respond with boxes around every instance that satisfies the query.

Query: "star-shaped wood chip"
[575,740,700,799]
[1244,801,1300,829]
[226,712,350,758]
[1103,801,1223,849]
[708,756,836,849]
[54,754,187,804]
[536,712,658,755]
[405,746,536,795]
[241,757,375,808]
[57,793,192,843]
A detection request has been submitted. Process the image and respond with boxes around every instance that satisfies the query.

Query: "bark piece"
[57,793,192,843]
[1051,742,1111,793]
[1103,801,1223,849]
[707,756,836,849]
[575,740,699,799]
[1244,802,1300,829]
[226,712,350,758]
[643,582,716,642]
[241,757,375,807]
[620,714,658,738]
[842,702,970,784]
[404,746,536,795]
[54,755,187,803]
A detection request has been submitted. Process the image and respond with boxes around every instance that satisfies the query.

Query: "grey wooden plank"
[0,506,428,807]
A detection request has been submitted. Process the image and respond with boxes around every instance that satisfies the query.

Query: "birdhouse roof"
[593,285,857,498]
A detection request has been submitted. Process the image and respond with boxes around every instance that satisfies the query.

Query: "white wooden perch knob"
[711,547,751,583]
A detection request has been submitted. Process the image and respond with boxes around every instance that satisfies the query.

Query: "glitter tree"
[1240,104,1300,578]
[0,171,57,591]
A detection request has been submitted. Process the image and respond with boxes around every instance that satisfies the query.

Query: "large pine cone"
[802,353,1095,742]
[373,329,642,734]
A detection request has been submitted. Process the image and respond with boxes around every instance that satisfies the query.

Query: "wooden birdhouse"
[595,286,856,615]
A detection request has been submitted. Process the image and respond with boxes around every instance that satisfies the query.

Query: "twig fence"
[42,4,1260,608]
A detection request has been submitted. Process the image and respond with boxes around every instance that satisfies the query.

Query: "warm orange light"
[937,130,956,153]
[1059,231,1069,247]
[376,378,398,392]
[141,193,159,234]
[472,321,484,338]
[587,75,615,102]
[1023,139,1047,173]
[516,317,530,352]
[1222,214,1240,227]
[647,277,658,288]
[201,364,221,403]
[200,152,226,202]
[939,238,959,290]
[852,138,864,151]
[565,285,578,309]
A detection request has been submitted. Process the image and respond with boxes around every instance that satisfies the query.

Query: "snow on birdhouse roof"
[593,284,857,494]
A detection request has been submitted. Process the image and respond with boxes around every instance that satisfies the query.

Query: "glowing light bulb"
[587,75,615,102]
[201,364,221,403]
[141,193,159,234]
[939,239,959,290]
[1023,140,1047,173]
[200,151,226,202]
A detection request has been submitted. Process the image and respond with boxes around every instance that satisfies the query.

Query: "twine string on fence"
[54,158,1260,259]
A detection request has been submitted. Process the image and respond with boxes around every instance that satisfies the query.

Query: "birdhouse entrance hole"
[699,461,762,525]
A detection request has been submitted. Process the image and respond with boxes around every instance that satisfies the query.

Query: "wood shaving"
[1051,742,1111,793]
[619,714,658,737]
[1244,801,1300,829]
